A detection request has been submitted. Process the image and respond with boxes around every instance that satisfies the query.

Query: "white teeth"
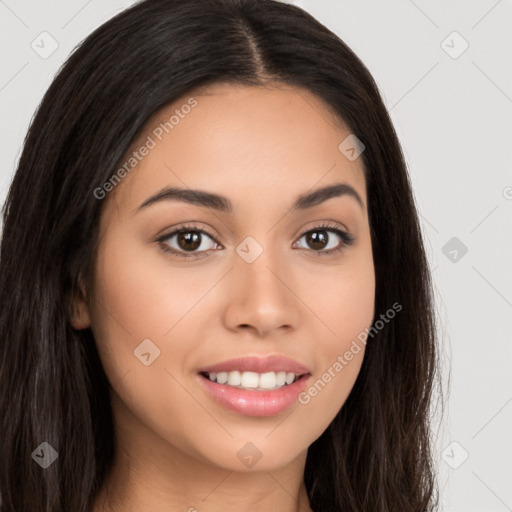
[204,370,301,390]
[276,371,286,386]
[216,372,228,384]
[259,371,276,388]
[285,372,296,384]
[227,371,241,386]
[240,371,260,388]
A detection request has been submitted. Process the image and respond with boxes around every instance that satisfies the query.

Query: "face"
[73,82,375,473]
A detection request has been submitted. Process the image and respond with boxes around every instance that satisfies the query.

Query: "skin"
[71,82,375,512]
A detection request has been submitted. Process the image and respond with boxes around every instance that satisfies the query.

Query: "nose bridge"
[224,232,300,334]
[236,233,288,300]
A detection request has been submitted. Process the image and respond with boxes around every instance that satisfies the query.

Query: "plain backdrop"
[1,1,511,510]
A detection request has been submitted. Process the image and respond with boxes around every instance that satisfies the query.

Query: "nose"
[222,246,301,338]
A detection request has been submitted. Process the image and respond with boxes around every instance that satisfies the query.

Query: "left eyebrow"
[135,182,364,214]
[292,182,364,211]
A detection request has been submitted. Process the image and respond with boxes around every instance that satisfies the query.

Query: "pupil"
[178,231,201,251]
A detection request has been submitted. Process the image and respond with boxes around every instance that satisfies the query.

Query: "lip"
[197,355,311,376]
[197,372,312,417]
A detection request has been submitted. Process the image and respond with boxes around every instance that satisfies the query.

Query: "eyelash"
[156,222,355,260]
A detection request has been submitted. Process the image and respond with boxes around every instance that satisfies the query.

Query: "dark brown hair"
[0,0,441,510]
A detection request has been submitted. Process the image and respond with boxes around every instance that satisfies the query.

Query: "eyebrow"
[136,182,364,214]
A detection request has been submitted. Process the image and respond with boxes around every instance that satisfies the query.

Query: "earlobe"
[68,278,91,330]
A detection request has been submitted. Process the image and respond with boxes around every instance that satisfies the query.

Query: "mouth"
[196,371,312,417]
[196,355,312,416]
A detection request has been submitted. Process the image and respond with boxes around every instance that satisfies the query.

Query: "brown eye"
[294,225,355,256]
[305,230,329,251]
[157,226,220,259]
[176,231,202,251]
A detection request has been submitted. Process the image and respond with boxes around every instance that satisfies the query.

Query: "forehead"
[103,82,367,218]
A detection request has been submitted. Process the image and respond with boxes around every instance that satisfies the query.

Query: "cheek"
[332,265,375,340]
[328,258,375,380]
[88,232,203,387]
[91,231,217,343]
[295,245,374,422]
[88,234,212,443]
[305,243,376,348]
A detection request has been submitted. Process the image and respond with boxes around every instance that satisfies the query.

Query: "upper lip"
[198,355,311,376]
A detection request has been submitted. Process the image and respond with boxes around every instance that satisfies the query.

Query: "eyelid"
[298,219,350,237]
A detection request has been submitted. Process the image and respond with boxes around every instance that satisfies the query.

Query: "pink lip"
[197,373,312,417]
[197,355,311,375]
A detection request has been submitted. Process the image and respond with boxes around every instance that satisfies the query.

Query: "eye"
[156,224,221,259]
[156,222,355,260]
[293,222,355,256]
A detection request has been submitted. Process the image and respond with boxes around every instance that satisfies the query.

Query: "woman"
[0,0,441,510]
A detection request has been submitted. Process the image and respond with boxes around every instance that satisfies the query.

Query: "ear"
[68,276,91,330]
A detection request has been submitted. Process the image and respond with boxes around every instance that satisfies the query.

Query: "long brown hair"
[0,0,441,510]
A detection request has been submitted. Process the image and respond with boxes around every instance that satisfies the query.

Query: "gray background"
[1,0,511,510]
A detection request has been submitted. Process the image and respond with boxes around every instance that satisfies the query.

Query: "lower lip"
[197,373,311,417]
